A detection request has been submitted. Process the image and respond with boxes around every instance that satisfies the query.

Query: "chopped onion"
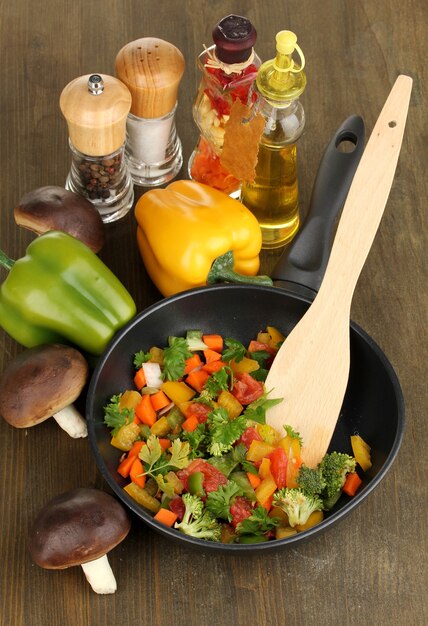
[142,362,163,389]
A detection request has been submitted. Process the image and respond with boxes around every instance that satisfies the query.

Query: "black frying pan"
[86,116,405,552]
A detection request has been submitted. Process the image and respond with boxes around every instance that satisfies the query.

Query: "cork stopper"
[60,74,132,156]
[115,38,185,119]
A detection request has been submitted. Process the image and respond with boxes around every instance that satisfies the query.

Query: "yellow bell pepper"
[134,180,272,297]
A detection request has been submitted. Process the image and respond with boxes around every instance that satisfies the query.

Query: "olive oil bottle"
[241,31,306,248]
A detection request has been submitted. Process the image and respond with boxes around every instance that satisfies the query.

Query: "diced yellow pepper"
[229,356,260,374]
[256,331,271,345]
[266,325,285,349]
[217,390,243,418]
[119,390,142,411]
[258,457,272,480]
[269,506,289,525]
[149,346,164,364]
[275,526,298,539]
[110,422,140,451]
[255,474,277,505]
[246,439,276,462]
[123,483,161,513]
[161,381,196,404]
[295,510,324,532]
[351,435,372,471]
[150,415,171,436]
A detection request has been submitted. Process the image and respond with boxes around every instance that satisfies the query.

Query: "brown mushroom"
[14,186,106,253]
[28,488,131,594]
[0,344,88,438]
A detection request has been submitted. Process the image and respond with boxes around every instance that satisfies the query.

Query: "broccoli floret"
[273,488,323,527]
[297,464,326,496]
[174,493,222,542]
[319,452,356,509]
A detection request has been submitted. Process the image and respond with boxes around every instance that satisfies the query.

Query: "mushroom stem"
[80,554,117,594]
[53,405,88,438]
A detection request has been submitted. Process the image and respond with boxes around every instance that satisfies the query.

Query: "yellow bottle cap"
[256,30,306,103]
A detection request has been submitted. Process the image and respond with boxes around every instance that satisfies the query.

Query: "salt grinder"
[60,74,134,223]
[115,38,185,186]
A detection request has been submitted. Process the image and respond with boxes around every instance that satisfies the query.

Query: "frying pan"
[86,115,405,552]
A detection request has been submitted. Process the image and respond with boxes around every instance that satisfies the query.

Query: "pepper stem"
[0,249,15,271]
[207,251,273,287]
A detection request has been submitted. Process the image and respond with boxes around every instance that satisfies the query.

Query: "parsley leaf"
[250,349,271,367]
[236,505,279,536]
[222,338,246,363]
[103,394,134,436]
[182,423,208,458]
[133,350,151,369]
[140,435,190,478]
[204,366,232,398]
[207,408,247,456]
[154,474,178,499]
[205,481,243,521]
[243,394,283,425]
[283,424,303,446]
[208,443,248,477]
[162,336,192,381]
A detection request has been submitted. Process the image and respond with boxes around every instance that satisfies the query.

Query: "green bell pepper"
[0,230,136,355]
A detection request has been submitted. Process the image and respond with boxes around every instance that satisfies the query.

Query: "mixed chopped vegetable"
[103,327,370,543]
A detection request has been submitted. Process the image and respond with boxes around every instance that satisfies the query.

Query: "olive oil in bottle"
[240,31,306,248]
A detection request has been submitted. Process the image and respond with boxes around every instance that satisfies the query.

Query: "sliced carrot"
[135,394,157,426]
[133,367,146,390]
[186,368,210,392]
[181,414,199,432]
[343,472,362,497]
[149,390,171,412]
[202,360,227,374]
[203,349,222,364]
[117,454,136,478]
[154,508,178,527]
[184,353,203,374]
[117,440,145,478]
[202,334,223,352]
[130,458,146,488]
[246,472,261,489]
[158,438,171,451]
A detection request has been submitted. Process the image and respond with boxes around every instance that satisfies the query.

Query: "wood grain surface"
[0,2,426,625]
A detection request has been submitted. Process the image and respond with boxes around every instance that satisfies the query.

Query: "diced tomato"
[231,372,264,405]
[267,447,288,489]
[247,340,275,355]
[185,402,211,424]
[229,496,254,528]
[238,427,263,450]
[177,459,228,493]
[168,496,185,522]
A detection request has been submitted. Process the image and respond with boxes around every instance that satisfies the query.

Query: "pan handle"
[272,115,365,296]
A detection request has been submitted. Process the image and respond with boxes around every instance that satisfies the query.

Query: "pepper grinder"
[115,38,185,187]
[60,73,134,223]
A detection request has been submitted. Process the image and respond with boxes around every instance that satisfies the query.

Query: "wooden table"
[1,2,426,625]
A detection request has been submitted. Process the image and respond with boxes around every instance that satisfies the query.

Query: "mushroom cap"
[28,488,131,569]
[14,186,106,253]
[0,344,88,428]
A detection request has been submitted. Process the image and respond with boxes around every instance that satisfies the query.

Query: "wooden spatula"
[265,75,412,467]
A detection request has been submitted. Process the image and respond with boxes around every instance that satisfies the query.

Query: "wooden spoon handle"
[319,75,413,304]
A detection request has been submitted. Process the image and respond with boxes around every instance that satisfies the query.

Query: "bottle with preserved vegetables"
[240,31,306,248]
[189,14,261,196]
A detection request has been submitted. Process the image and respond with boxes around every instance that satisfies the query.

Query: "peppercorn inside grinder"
[60,74,134,223]
[115,38,185,187]
[188,14,261,197]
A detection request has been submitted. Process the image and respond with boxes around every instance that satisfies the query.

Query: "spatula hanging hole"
[389,120,397,127]
[335,131,358,153]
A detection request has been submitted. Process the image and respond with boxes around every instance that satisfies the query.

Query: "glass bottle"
[240,31,306,248]
[189,14,261,196]
[60,74,134,223]
[115,38,185,187]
